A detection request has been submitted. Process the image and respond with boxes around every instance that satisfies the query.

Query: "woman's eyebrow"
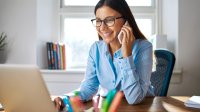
[95,16,116,20]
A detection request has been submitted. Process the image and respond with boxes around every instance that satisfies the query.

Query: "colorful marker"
[63,95,73,112]
[101,89,117,112]
[71,96,85,111]
[74,91,79,96]
[108,91,124,112]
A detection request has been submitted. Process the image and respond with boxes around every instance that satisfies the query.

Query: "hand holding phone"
[118,21,129,44]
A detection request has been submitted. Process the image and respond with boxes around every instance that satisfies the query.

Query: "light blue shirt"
[79,39,154,104]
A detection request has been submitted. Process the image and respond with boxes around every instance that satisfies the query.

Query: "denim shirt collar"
[103,42,122,59]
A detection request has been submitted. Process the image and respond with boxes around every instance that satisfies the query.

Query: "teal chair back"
[151,49,176,96]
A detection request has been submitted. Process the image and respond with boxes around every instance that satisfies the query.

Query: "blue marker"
[63,95,73,112]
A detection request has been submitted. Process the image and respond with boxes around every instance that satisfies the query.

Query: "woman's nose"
[99,22,108,31]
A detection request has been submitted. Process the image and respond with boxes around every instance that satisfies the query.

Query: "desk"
[1,96,200,112]
[83,96,200,112]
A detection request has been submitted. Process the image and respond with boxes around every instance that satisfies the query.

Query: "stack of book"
[46,42,66,70]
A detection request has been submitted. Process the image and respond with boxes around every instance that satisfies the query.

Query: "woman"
[54,0,154,110]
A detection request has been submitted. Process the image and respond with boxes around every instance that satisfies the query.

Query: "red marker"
[70,96,85,112]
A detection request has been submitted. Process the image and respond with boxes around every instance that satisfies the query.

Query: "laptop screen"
[0,64,57,112]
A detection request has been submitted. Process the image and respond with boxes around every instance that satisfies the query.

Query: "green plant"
[0,32,7,50]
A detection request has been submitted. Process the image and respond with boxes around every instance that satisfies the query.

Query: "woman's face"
[96,6,125,44]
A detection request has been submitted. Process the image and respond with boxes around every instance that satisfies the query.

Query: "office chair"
[151,49,176,96]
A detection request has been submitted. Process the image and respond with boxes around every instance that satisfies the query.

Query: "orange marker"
[108,91,124,112]
[69,97,79,112]
[70,96,85,112]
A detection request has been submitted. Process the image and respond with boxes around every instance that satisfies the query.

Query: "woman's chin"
[103,38,119,44]
[103,38,111,43]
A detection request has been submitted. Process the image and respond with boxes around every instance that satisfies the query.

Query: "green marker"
[101,100,109,112]
[74,91,79,96]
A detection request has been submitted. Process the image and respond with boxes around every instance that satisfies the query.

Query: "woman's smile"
[102,32,112,38]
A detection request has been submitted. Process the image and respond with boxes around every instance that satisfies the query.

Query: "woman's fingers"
[124,26,135,40]
[121,27,132,44]
[54,97,61,110]
[60,97,66,110]
[120,29,127,44]
[122,25,135,42]
[54,97,65,111]
[120,24,135,57]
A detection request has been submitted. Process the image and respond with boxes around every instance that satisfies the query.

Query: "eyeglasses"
[91,16,123,27]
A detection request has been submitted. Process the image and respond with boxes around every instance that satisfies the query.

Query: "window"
[63,18,98,68]
[60,0,158,69]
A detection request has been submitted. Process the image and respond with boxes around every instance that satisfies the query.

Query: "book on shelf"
[50,42,55,69]
[59,44,63,69]
[62,44,66,69]
[46,42,66,70]
[46,42,52,69]
[53,43,58,69]
[56,43,61,69]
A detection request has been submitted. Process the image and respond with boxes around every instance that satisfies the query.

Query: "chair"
[150,49,176,96]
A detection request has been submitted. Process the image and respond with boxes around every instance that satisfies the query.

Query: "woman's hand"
[53,97,65,111]
[120,22,135,58]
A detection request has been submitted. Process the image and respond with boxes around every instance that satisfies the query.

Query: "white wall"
[162,0,200,95]
[0,0,37,64]
[162,0,178,57]
[175,0,200,95]
[36,0,59,69]
[0,0,58,68]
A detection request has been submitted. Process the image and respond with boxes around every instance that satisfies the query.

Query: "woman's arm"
[78,43,100,101]
[119,41,153,104]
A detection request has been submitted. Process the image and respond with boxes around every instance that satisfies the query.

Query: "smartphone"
[118,21,129,44]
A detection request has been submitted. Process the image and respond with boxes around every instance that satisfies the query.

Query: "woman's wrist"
[123,52,132,58]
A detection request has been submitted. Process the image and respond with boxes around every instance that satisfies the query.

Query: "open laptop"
[0,64,58,112]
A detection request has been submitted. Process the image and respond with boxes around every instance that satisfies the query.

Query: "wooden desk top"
[1,96,200,112]
[83,96,200,112]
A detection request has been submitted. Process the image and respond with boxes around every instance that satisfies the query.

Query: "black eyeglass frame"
[91,16,124,27]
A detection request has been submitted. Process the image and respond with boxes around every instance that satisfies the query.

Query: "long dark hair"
[94,0,146,40]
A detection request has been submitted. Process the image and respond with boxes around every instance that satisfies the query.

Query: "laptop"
[0,64,58,112]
